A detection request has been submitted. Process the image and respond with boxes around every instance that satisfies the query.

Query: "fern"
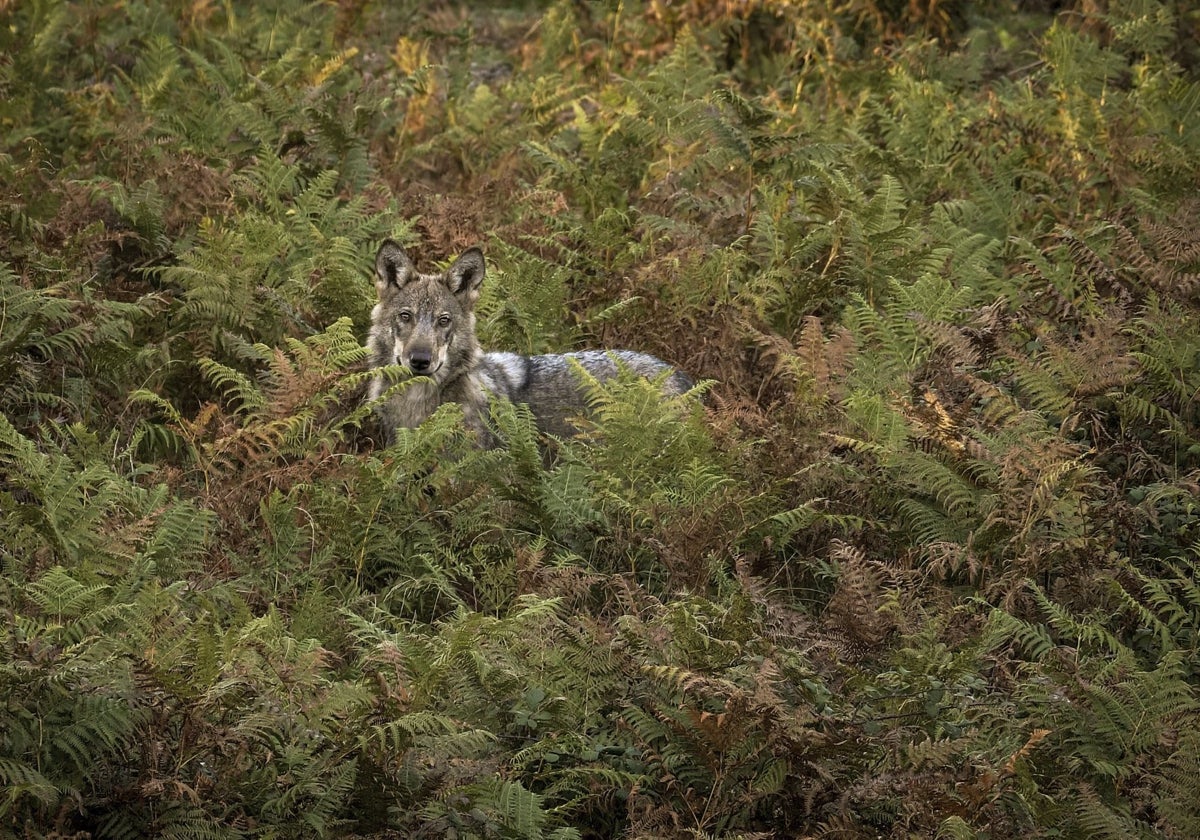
[5,1,1200,837]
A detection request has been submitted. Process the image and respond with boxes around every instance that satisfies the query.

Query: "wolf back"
[478,350,693,439]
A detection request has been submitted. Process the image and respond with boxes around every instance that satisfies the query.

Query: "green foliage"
[978,564,1200,836]
[155,156,383,357]
[3,0,1200,837]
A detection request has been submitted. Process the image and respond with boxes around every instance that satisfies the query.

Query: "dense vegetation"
[2,0,1199,836]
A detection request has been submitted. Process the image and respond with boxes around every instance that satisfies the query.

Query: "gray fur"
[367,241,692,444]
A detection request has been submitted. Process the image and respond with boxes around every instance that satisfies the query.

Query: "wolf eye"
[397,311,412,323]
[437,314,451,328]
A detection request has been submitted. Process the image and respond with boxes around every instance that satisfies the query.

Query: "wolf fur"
[367,240,692,444]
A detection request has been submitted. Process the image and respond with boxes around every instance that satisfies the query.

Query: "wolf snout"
[407,348,435,374]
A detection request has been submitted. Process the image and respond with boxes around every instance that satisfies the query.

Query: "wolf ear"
[375,240,414,295]
[445,247,486,305]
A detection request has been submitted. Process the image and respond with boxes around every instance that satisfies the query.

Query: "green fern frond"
[198,357,268,415]
[0,758,57,811]
[983,604,1056,662]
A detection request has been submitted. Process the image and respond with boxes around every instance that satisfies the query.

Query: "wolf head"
[371,240,485,383]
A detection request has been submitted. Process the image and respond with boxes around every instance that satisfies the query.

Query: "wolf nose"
[408,349,433,373]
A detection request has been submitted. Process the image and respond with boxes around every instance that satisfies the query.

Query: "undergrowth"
[2,0,1199,837]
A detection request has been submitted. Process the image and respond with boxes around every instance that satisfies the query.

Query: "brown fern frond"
[1063,232,1129,304]
[914,316,983,370]
[905,388,970,456]
[1061,208,1200,307]
[823,541,897,648]
[921,541,984,585]
[794,315,856,400]
[1140,201,1200,265]
[1026,267,1087,325]
[1113,222,1164,286]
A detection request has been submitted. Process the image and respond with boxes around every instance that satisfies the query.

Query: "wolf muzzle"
[407,347,434,374]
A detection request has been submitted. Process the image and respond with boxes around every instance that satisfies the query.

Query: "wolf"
[366,240,693,445]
